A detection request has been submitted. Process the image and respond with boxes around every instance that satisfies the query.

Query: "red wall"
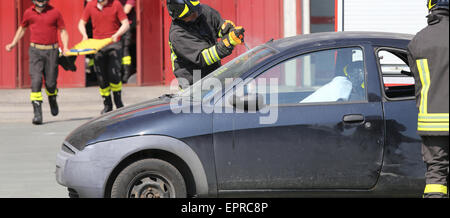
[17,0,33,88]
[1,0,285,88]
[162,0,284,85]
[0,0,18,89]
[136,0,164,86]
[50,0,85,88]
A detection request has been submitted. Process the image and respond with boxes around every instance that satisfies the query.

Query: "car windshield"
[178,45,278,101]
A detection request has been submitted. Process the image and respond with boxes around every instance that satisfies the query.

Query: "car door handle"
[343,114,365,123]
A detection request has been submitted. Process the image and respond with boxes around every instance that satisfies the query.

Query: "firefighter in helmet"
[407,0,449,198]
[167,0,245,89]
[343,60,365,101]
[5,0,70,125]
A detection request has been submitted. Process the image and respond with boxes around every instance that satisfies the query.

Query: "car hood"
[65,96,173,150]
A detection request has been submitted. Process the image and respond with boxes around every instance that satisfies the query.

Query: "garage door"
[342,0,428,35]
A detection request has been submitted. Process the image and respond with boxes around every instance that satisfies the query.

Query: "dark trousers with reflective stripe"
[93,42,123,91]
[422,136,449,196]
[29,47,59,95]
[122,25,136,58]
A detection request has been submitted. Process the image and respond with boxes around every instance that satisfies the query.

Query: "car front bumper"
[55,142,116,198]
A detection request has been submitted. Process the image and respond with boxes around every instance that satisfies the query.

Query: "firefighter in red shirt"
[5,0,70,125]
[79,0,130,114]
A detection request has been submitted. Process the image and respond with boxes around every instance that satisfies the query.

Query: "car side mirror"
[228,93,265,111]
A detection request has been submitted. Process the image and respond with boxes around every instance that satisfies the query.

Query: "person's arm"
[407,44,422,106]
[111,19,130,42]
[5,26,27,51]
[78,19,89,41]
[124,4,134,14]
[60,28,70,55]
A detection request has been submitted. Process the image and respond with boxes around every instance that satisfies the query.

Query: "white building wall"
[341,0,429,35]
[284,0,298,37]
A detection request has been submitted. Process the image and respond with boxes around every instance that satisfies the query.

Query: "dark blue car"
[56,32,425,198]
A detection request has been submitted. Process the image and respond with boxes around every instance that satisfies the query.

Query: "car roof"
[268,31,414,51]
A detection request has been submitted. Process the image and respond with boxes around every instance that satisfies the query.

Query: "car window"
[178,45,278,101]
[248,47,367,105]
[377,49,415,99]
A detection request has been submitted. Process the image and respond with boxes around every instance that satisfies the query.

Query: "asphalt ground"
[0,86,173,198]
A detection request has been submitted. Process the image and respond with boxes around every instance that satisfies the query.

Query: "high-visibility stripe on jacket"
[169,42,178,71]
[416,59,449,132]
[201,46,221,66]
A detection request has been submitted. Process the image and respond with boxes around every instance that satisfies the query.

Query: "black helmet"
[167,0,200,20]
[427,0,449,11]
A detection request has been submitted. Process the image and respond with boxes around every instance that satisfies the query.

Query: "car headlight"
[61,142,76,154]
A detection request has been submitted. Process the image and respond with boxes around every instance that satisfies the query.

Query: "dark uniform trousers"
[122,24,135,60]
[121,24,136,82]
[29,46,59,101]
[421,136,449,197]
[93,42,123,96]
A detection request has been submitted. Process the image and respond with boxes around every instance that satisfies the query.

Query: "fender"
[84,135,209,197]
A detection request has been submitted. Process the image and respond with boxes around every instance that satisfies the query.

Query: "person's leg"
[43,48,60,116]
[121,29,133,83]
[94,50,113,114]
[422,136,449,198]
[108,42,124,109]
[29,47,45,125]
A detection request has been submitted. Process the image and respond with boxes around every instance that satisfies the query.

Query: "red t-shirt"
[20,5,65,45]
[81,0,128,39]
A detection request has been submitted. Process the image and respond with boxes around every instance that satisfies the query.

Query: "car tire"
[111,159,187,198]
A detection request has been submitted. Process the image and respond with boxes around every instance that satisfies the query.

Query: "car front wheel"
[111,159,187,198]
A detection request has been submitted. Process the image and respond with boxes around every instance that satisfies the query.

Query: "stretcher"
[59,38,113,72]
[65,38,113,56]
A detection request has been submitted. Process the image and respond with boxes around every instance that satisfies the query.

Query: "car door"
[213,46,385,193]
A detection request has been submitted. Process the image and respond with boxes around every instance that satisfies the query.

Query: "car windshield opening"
[177,45,278,101]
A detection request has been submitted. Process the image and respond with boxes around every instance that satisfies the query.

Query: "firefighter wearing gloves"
[5,0,69,125]
[167,0,245,89]
[407,0,449,198]
[79,0,130,114]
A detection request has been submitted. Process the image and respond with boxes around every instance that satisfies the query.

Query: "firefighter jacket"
[169,4,233,87]
[408,10,449,136]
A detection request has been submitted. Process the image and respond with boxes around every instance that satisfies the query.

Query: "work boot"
[48,96,59,116]
[113,91,124,109]
[423,193,448,198]
[32,101,43,125]
[101,96,113,115]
